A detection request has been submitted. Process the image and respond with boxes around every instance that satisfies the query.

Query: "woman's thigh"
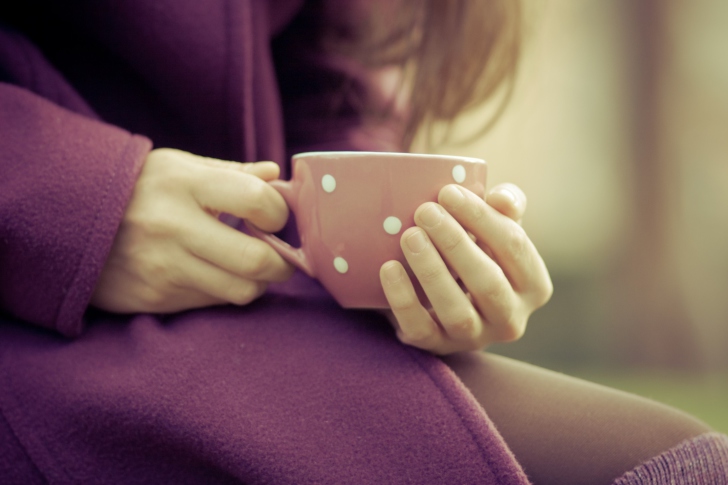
[442,352,712,485]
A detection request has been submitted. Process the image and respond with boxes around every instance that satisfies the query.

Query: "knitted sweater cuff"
[613,432,728,485]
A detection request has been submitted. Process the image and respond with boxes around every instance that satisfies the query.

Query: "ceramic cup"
[247,151,487,309]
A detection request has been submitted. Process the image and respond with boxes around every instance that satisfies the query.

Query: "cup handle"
[244,179,316,278]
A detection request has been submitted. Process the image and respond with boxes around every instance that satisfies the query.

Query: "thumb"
[485,183,527,223]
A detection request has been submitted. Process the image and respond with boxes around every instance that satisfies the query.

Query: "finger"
[95,263,229,314]
[439,184,551,301]
[485,183,527,223]
[195,155,281,182]
[242,161,280,181]
[400,227,485,344]
[183,213,294,282]
[178,254,268,306]
[189,165,289,232]
[414,202,521,338]
[153,149,280,182]
[380,261,446,352]
[144,289,227,314]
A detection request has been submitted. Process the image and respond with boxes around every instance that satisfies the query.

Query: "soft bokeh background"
[418,0,728,431]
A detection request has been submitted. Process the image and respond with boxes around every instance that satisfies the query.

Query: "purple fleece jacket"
[0,1,531,483]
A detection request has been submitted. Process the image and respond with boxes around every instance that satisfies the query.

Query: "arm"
[0,82,150,336]
[0,87,294,332]
[1,24,293,332]
[0,23,153,336]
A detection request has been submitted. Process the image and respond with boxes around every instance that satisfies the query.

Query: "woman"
[1,1,726,483]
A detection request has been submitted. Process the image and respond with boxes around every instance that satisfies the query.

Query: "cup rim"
[292,151,485,164]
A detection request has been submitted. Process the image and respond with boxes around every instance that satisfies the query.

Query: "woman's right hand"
[91,148,294,314]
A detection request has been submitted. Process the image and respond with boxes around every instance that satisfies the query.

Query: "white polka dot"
[321,174,336,193]
[452,165,466,183]
[333,257,349,274]
[383,216,402,235]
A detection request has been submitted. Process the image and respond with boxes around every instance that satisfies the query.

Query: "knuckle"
[271,262,296,283]
[228,283,265,305]
[168,270,188,289]
[398,327,436,348]
[138,286,168,310]
[473,269,509,304]
[463,197,487,224]
[123,209,151,234]
[239,242,270,278]
[140,253,171,282]
[137,253,187,297]
[384,276,422,314]
[239,179,268,216]
[128,209,181,239]
[504,325,527,342]
[504,225,530,263]
[437,229,466,254]
[444,312,480,340]
[389,294,420,314]
[535,279,554,306]
[415,263,447,286]
[495,315,527,343]
[151,259,186,288]
[521,270,553,308]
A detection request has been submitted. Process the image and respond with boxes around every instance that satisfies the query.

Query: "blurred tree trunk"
[612,0,728,371]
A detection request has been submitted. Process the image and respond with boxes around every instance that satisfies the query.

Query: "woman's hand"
[91,148,294,314]
[379,183,552,355]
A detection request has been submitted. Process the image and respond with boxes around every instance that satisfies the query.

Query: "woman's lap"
[0,303,529,484]
[3,295,715,484]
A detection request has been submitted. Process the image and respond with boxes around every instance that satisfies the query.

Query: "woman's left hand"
[379,183,552,355]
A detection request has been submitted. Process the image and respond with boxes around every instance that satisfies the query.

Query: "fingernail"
[495,186,523,210]
[382,262,404,283]
[405,229,428,253]
[440,185,465,208]
[498,187,516,203]
[418,204,442,228]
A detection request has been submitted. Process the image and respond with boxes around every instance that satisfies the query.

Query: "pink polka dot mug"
[247,151,487,309]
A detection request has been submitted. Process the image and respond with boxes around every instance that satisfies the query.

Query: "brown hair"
[319,0,522,149]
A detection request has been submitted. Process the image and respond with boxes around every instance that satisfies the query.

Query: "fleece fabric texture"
[613,432,728,485]
[0,1,531,483]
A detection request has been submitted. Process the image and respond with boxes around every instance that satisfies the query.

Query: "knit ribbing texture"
[613,432,728,485]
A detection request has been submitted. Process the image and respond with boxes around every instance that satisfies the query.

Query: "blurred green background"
[419,0,728,433]
[490,274,728,434]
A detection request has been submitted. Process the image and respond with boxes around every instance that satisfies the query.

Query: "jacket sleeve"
[0,26,151,337]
